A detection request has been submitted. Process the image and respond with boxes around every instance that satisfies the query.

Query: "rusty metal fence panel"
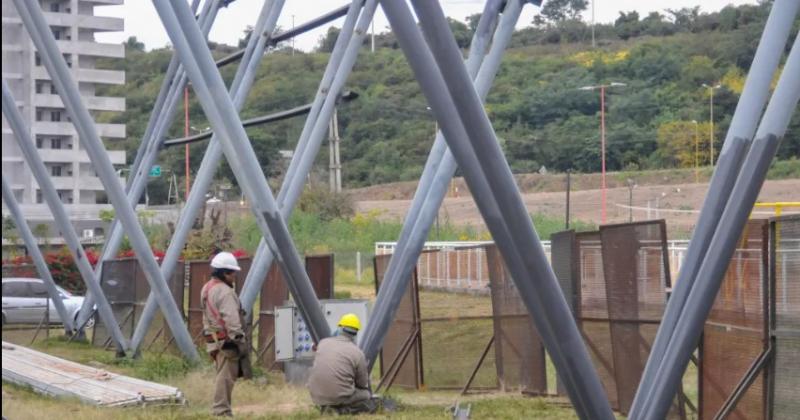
[700,219,769,420]
[770,214,800,419]
[374,253,422,389]
[485,244,547,395]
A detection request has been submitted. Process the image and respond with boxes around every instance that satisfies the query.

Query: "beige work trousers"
[212,349,240,416]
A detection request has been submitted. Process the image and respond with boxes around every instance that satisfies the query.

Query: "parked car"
[1,277,94,328]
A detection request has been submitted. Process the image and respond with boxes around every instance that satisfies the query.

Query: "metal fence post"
[642,33,800,420]
[12,0,200,361]
[630,1,800,415]
[2,81,126,353]
[1,178,74,333]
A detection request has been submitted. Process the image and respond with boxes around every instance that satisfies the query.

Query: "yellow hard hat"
[338,313,361,331]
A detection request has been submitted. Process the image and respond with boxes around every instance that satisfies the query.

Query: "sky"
[95,0,759,52]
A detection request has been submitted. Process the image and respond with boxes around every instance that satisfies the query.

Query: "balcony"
[35,94,125,112]
[55,40,124,58]
[35,121,126,138]
[42,12,123,32]
[80,0,125,5]
[32,66,125,85]
[34,148,126,165]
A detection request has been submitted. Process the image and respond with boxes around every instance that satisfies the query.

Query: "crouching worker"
[308,313,378,415]
[202,251,252,417]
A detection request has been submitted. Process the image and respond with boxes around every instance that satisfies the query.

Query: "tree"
[124,36,145,52]
[656,120,712,168]
[534,0,588,26]
[614,11,642,40]
[2,215,20,247]
[316,26,340,53]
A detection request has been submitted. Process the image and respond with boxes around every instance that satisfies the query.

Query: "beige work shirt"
[307,335,370,406]
[201,278,245,353]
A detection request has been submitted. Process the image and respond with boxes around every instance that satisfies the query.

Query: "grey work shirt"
[307,334,369,406]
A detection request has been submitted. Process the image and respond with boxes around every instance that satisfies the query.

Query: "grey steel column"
[152,0,331,342]
[382,0,613,417]
[1,177,74,334]
[238,0,378,311]
[128,0,285,354]
[2,81,128,353]
[77,0,220,333]
[13,0,199,361]
[642,33,800,420]
[629,0,800,415]
[359,0,513,367]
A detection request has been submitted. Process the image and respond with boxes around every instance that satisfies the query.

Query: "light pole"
[691,120,699,183]
[579,82,626,224]
[702,83,721,166]
[184,86,190,200]
[627,178,636,222]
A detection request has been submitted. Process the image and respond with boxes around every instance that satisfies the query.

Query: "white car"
[2,277,94,328]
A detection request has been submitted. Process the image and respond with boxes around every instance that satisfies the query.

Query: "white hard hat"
[210,252,241,271]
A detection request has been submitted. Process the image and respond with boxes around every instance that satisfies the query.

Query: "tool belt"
[204,330,228,343]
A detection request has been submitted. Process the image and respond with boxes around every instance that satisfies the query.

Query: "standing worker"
[202,251,251,417]
[308,313,377,414]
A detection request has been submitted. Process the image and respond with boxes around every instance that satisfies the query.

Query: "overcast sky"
[95,0,759,52]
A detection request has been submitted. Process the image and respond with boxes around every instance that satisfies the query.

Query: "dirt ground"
[354,178,799,238]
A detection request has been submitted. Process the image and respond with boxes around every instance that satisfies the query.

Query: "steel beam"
[380,1,613,417]
[128,0,286,354]
[359,0,510,367]
[642,33,800,420]
[76,0,221,334]
[1,177,74,333]
[629,0,800,415]
[13,0,199,361]
[151,0,331,342]
[237,0,378,313]
[2,81,127,353]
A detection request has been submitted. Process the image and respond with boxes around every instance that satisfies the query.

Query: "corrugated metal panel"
[1,341,184,407]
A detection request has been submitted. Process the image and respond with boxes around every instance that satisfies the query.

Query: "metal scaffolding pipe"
[162,91,359,147]
[128,0,285,354]
[13,0,199,361]
[214,3,354,67]
[151,0,331,342]
[642,33,800,420]
[76,0,221,334]
[383,0,613,417]
[359,0,509,368]
[1,177,74,334]
[2,81,127,353]
[629,0,800,415]
[237,0,377,313]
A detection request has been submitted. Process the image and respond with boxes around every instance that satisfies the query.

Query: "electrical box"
[274,299,369,361]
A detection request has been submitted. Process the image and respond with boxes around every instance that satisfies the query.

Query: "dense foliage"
[98,2,799,203]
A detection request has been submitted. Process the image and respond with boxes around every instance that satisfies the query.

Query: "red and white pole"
[600,85,606,224]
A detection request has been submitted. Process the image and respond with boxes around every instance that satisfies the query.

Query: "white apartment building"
[2,0,126,238]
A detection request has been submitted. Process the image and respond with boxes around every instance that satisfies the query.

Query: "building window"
[50,3,59,12]
[35,110,43,121]
[53,30,61,40]
[36,137,44,148]
[51,166,62,177]
[36,190,43,204]
[51,111,61,122]
[50,84,57,95]
[35,81,43,94]
[51,138,62,149]
[35,53,41,66]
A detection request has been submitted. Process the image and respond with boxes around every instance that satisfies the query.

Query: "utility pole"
[591,0,596,48]
[371,20,375,53]
[184,86,190,200]
[703,83,722,165]
[328,107,342,193]
[627,178,635,222]
[692,120,699,182]
[565,170,571,229]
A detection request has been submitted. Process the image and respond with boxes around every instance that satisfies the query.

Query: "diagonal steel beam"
[238,0,379,314]
[380,0,613,417]
[151,0,331,342]
[359,0,512,368]
[2,80,126,353]
[629,0,800,416]
[1,177,74,334]
[12,0,199,361]
[128,0,287,355]
[641,32,800,420]
[76,0,221,334]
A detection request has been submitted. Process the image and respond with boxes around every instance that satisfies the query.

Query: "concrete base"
[284,358,314,386]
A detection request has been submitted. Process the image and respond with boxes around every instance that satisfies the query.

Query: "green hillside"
[97,2,799,203]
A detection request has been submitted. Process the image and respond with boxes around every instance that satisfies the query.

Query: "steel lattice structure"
[2,1,798,418]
